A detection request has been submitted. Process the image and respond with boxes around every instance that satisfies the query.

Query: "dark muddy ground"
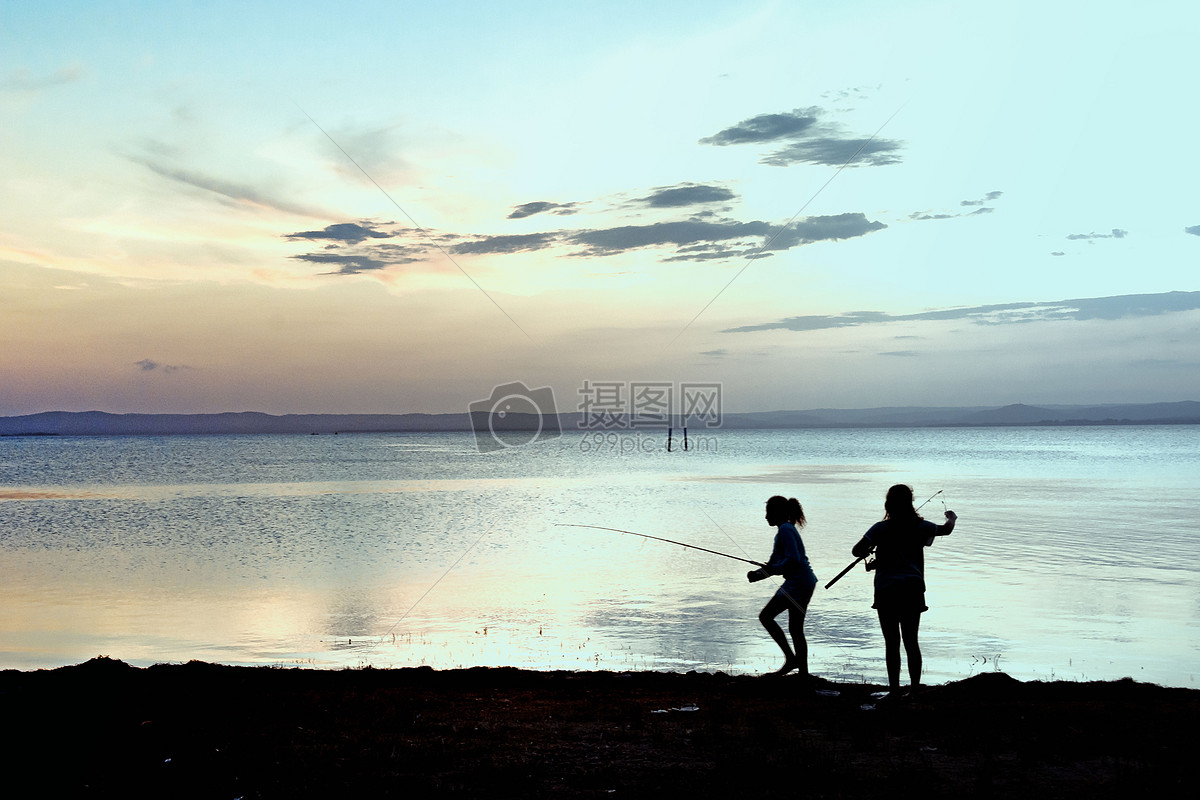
[1,658,1193,798]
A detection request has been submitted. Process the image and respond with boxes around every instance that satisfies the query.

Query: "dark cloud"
[133,156,326,218]
[285,209,886,273]
[507,201,579,219]
[960,191,1003,207]
[766,213,887,249]
[289,252,391,275]
[701,106,902,168]
[761,137,902,167]
[661,243,772,262]
[135,359,190,374]
[567,213,885,258]
[699,108,822,145]
[724,291,1200,333]
[639,183,736,208]
[285,222,393,245]
[1067,229,1127,240]
[1186,225,1200,236]
[567,220,771,256]
[449,232,562,255]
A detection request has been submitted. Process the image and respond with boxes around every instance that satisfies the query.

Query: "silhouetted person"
[852,484,956,698]
[747,495,818,677]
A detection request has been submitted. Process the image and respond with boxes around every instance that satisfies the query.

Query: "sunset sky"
[3,1,1198,416]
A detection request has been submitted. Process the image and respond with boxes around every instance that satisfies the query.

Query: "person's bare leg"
[787,605,808,676]
[899,612,922,694]
[759,594,797,674]
[877,609,902,692]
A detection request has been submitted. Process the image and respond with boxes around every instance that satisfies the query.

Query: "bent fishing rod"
[823,489,944,590]
[555,524,763,566]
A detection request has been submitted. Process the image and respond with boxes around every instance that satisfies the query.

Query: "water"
[1,426,1197,688]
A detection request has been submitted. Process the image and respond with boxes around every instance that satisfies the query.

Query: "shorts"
[872,581,928,613]
[776,577,816,609]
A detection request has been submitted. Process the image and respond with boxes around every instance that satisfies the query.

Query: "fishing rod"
[823,490,944,590]
[555,524,763,566]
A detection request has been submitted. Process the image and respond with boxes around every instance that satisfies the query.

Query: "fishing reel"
[864,548,877,572]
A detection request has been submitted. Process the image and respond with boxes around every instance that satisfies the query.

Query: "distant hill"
[2,401,1199,436]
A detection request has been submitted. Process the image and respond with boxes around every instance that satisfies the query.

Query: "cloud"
[133,156,326,218]
[2,64,82,92]
[1067,229,1127,240]
[285,209,887,274]
[910,191,1003,221]
[289,252,391,275]
[699,108,822,145]
[638,183,737,208]
[135,359,191,374]
[565,213,884,258]
[960,191,1003,207]
[700,106,902,168]
[566,219,769,257]
[1186,225,1200,236]
[321,123,411,179]
[766,213,887,249]
[507,201,580,219]
[761,137,902,167]
[449,232,562,255]
[724,290,1200,333]
[285,222,394,245]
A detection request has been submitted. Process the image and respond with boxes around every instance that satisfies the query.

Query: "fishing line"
[363,525,493,655]
[701,509,810,614]
[702,509,865,670]
[291,99,536,344]
[663,101,907,352]
[555,523,763,566]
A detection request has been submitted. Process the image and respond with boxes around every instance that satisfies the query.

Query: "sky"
[2,0,1199,416]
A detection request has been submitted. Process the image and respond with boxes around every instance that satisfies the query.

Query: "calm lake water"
[1,426,1197,688]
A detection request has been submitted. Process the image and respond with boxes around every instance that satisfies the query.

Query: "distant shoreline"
[4,419,1200,438]
[1,401,1199,436]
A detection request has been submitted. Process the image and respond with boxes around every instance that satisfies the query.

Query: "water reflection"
[1,428,1197,687]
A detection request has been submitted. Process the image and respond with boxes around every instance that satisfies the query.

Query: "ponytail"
[766,495,806,527]
[788,497,806,528]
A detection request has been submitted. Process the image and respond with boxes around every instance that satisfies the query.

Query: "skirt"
[872,580,928,613]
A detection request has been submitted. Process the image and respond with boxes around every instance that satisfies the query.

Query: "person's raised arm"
[936,510,957,536]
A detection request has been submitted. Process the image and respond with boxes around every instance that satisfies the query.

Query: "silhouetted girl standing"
[852,484,956,697]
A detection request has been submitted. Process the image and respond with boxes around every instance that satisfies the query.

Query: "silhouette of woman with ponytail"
[748,495,818,677]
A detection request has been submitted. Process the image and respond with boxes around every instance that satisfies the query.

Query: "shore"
[1,658,1193,798]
